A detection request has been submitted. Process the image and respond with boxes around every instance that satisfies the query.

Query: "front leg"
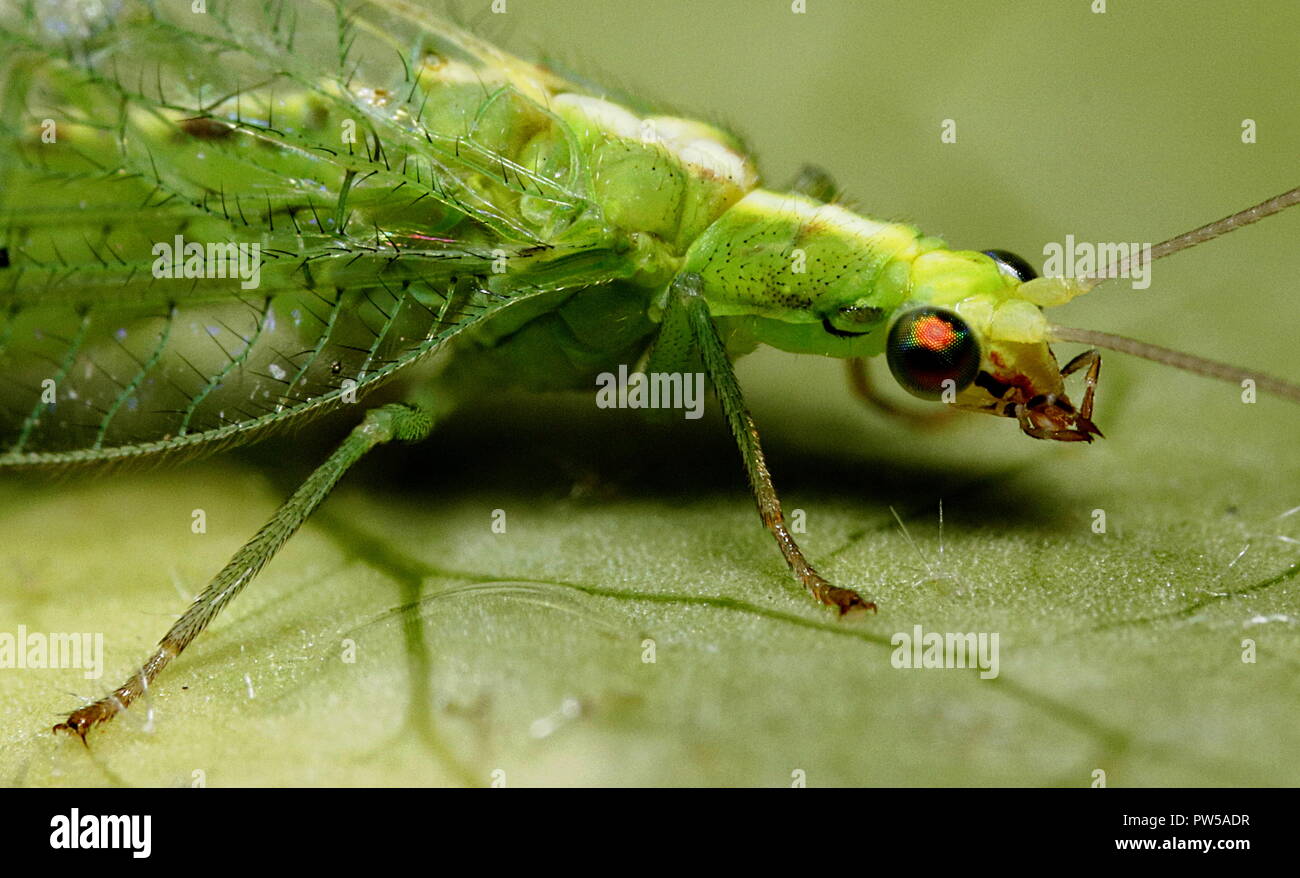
[655,272,875,615]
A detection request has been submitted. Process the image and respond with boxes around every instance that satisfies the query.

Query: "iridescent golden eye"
[886,307,980,400]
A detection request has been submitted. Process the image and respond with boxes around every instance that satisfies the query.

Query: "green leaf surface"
[2,0,1298,787]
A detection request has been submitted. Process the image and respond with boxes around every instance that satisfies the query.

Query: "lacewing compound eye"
[982,249,1039,283]
[886,307,981,400]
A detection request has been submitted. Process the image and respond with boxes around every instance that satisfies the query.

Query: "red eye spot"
[914,314,958,351]
[886,307,980,400]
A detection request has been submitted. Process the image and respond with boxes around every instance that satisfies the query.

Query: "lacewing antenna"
[1046,185,1300,403]
[1046,323,1300,404]
[1077,184,1300,291]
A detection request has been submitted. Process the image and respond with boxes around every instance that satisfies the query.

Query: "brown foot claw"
[827,586,877,617]
[53,700,119,745]
[807,576,878,616]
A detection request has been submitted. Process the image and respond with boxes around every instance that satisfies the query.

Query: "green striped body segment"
[681,190,932,359]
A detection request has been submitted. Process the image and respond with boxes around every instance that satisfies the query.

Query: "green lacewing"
[1,0,1297,741]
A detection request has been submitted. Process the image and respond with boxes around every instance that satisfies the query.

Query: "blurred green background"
[2,0,1297,786]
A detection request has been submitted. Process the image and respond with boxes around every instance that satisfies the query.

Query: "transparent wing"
[0,0,626,467]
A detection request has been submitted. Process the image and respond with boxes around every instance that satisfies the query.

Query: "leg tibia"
[666,272,875,615]
[54,403,432,741]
